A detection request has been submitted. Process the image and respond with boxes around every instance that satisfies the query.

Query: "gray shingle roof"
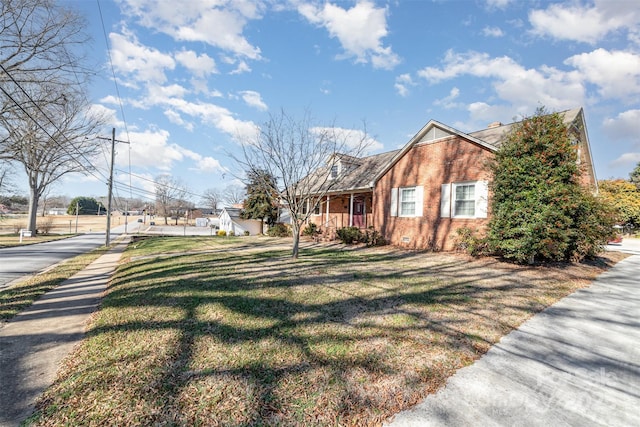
[468,107,582,149]
[311,149,400,194]
[302,107,584,195]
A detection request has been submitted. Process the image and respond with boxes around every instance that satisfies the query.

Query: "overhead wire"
[0,66,110,184]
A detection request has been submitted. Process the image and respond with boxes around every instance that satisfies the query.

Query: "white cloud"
[164,98,258,142]
[482,26,504,37]
[529,1,640,44]
[602,109,640,141]
[565,49,640,99]
[610,152,640,167]
[466,102,518,129]
[114,128,226,174]
[418,50,584,111]
[117,0,263,59]
[298,1,400,70]
[394,73,415,97]
[109,32,175,84]
[90,104,124,129]
[311,126,384,153]
[485,0,512,9]
[175,50,217,77]
[164,109,194,131]
[193,156,226,173]
[230,61,252,75]
[117,129,183,170]
[239,90,268,111]
[434,87,462,110]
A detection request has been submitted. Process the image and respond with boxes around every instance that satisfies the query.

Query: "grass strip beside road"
[0,234,75,248]
[0,246,110,321]
[27,237,626,426]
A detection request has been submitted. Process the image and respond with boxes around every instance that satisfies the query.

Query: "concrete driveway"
[606,237,640,255]
[385,251,640,426]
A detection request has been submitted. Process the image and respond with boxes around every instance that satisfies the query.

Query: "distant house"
[219,207,262,235]
[48,208,67,215]
[297,107,597,251]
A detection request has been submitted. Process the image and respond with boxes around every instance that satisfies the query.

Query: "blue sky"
[46,0,640,205]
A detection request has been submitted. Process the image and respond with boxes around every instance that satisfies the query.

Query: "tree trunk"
[27,187,39,234]
[291,221,301,259]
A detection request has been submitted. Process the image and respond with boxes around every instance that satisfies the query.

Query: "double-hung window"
[440,181,488,219]
[390,186,423,217]
[454,184,475,217]
[330,164,339,179]
[400,188,416,216]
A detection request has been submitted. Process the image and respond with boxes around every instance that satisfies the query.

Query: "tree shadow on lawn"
[34,246,604,425]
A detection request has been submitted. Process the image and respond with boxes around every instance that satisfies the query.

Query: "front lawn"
[28,237,623,426]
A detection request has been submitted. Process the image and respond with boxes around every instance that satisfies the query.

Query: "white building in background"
[219,207,262,235]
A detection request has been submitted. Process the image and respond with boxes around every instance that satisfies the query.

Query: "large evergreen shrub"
[487,108,614,263]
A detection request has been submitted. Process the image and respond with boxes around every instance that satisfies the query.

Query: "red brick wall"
[307,193,373,231]
[373,136,494,251]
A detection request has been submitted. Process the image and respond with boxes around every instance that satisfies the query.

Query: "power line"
[0,66,109,184]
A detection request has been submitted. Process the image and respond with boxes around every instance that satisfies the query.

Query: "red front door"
[353,199,364,228]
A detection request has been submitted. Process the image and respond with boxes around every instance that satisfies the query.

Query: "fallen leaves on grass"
[27,238,627,426]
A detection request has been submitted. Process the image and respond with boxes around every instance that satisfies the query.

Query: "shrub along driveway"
[26,237,625,426]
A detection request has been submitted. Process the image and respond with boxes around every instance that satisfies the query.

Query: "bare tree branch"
[154,174,189,225]
[236,109,371,258]
[222,185,246,206]
[0,0,99,233]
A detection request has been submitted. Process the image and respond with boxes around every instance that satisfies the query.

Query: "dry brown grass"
[0,214,139,236]
[27,237,628,426]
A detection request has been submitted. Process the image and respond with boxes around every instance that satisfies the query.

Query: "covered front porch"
[307,191,373,239]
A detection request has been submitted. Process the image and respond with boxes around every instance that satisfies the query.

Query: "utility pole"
[98,130,130,246]
[75,200,79,233]
[106,128,115,246]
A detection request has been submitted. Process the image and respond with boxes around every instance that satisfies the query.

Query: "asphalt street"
[0,233,108,290]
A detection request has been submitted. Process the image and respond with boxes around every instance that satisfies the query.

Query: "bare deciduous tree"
[154,174,188,225]
[200,188,222,211]
[238,109,371,258]
[0,88,106,232]
[0,0,99,233]
[0,161,14,195]
[222,185,246,206]
[0,0,90,91]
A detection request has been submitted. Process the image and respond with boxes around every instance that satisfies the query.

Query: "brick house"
[300,107,597,251]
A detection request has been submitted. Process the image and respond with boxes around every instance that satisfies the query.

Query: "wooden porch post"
[326,195,330,226]
[363,195,367,227]
[349,193,354,227]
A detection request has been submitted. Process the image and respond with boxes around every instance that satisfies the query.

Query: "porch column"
[326,195,330,227]
[363,196,367,227]
[349,193,354,227]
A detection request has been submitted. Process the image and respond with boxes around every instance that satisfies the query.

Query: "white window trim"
[329,163,340,179]
[441,180,488,219]
[391,185,423,218]
[452,182,476,218]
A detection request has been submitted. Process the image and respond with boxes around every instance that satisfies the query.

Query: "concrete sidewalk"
[0,238,129,427]
[386,254,640,426]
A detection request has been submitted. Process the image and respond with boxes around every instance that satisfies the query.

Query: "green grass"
[0,246,110,321]
[26,237,621,426]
